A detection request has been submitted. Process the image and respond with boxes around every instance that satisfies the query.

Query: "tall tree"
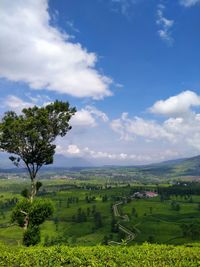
[0,100,76,201]
[0,101,76,246]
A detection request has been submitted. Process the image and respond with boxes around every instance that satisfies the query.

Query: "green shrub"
[11,198,54,246]
[23,226,40,246]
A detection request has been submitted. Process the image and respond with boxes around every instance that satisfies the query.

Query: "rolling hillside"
[137,155,200,177]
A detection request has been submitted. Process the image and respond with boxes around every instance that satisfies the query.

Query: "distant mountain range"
[0,152,93,170]
[0,152,200,177]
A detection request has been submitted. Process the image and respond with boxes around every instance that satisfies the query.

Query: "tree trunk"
[30,178,37,203]
[24,215,29,230]
[20,210,29,230]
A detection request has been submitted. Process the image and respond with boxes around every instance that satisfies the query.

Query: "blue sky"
[1,0,200,165]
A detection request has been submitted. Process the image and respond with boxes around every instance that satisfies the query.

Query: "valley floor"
[1,179,200,246]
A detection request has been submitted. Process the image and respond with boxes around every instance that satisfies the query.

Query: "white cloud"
[156,4,174,45]
[56,143,182,164]
[71,109,96,127]
[3,95,34,113]
[163,114,200,146]
[1,94,55,114]
[57,144,150,162]
[25,93,51,104]
[0,0,112,99]
[111,112,173,141]
[179,0,200,7]
[85,106,109,122]
[56,144,81,156]
[111,91,200,151]
[71,106,108,127]
[67,145,81,155]
[150,90,200,117]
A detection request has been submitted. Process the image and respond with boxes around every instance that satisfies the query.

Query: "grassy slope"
[1,243,200,267]
[139,155,200,178]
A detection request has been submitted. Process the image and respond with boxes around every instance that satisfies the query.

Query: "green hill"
[1,243,200,266]
[135,155,200,178]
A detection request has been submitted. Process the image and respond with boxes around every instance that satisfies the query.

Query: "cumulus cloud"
[111,112,173,141]
[156,4,174,45]
[56,144,81,155]
[71,109,96,127]
[85,106,109,122]
[111,91,200,151]
[0,0,112,99]
[2,95,34,113]
[179,0,200,7]
[150,90,200,117]
[1,94,55,114]
[67,144,81,155]
[71,106,109,127]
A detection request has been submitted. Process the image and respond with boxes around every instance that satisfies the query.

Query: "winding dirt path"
[108,201,138,245]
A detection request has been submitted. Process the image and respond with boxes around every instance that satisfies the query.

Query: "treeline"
[129,182,200,197]
[157,182,200,197]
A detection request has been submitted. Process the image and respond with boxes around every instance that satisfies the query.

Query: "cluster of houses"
[132,191,158,199]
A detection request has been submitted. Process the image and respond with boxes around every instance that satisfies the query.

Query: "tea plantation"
[1,243,200,266]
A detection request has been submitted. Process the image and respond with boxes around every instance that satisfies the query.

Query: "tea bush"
[1,243,200,266]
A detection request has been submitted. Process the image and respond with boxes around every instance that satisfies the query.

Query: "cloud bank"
[111,91,200,151]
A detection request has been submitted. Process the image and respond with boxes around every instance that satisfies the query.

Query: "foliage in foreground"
[11,198,54,246]
[1,243,200,267]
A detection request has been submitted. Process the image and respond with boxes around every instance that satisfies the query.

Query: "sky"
[1,0,200,165]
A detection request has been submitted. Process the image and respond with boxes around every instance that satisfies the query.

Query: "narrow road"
[108,200,138,245]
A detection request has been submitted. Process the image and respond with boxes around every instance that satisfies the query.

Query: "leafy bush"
[12,199,54,227]
[23,226,40,247]
[28,199,54,226]
[11,198,53,246]
[11,199,31,227]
